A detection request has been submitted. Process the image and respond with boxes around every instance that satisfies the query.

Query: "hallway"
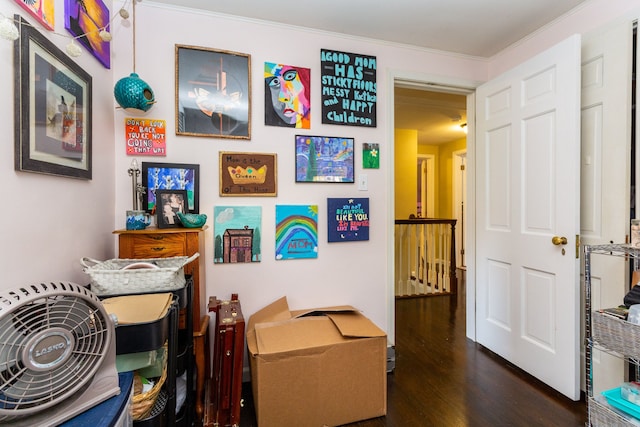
[240,273,587,426]
[376,278,587,426]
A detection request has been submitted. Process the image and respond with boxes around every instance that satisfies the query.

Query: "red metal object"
[204,294,244,427]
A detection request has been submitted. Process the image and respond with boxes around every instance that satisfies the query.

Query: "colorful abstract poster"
[295,135,354,183]
[363,143,379,169]
[125,118,166,156]
[15,0,54,30]
[264,62,311,129]
[213,206,262,263]
[320,49,376,127]
[64,0,111,68]
[275,205,318,260]
[327,198,370,242]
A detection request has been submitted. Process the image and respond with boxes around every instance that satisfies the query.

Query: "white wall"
[2,0,635,345]
[0,1,115,287]
[489,0,640,78]
[111,1,487,337]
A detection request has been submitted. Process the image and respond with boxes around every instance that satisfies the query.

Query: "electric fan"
[0,282,120,426]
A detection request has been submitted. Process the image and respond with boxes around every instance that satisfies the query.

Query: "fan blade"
[0,316,22,372]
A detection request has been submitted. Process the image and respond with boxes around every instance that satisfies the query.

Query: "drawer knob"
[150,235,165,241]
[151,247,166,251]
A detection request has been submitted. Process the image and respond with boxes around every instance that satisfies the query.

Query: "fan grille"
[0,282,113,415]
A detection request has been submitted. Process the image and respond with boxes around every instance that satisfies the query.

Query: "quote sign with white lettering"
[125,118,166,156]
[327,197,370,242]
[321,49,376,127]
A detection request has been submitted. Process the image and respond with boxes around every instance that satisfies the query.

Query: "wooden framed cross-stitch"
[220,152,277,196]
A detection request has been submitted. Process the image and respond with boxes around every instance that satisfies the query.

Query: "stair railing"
[394,218,457,297]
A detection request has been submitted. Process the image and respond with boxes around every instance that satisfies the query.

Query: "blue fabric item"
[60,371,133,427]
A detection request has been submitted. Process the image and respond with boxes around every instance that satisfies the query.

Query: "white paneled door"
[580,18,633,394]
[476,35,582,400]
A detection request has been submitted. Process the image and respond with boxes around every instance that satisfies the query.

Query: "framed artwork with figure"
[175,45,251,139]
[14,15,92,180]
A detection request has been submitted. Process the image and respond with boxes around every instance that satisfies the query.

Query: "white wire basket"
[81,253,199,296]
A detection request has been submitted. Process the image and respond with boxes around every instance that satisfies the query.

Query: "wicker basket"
[80,253,199,296]
[589,397,637,426]
[132,347,168,421]
[592,311,640,358]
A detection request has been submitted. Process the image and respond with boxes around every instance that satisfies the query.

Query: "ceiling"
[395,88,467,145]
[148,0,589,145]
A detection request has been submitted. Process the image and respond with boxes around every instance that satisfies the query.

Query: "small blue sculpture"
[114,73,155,113]
[176,212,207,228]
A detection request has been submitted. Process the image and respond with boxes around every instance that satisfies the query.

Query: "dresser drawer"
[126,233,187,258]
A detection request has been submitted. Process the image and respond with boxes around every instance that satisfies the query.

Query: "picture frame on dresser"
[156,189,188,229]
[14,14,92,180]
[142,161,200,214]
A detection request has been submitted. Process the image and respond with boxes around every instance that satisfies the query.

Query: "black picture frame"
[320,49,377,128]
[142,162,200,214]
[295,135,355,183]
[175,44,251,139]
[14,14,92,180]
[156,189,188,229]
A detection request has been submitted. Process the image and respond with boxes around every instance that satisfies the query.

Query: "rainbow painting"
[275,205,318,260]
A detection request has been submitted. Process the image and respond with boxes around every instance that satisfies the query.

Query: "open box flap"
[293,306,386,338]
[326,312,387,338]
[248,297,386,355]
[247,296,291,355]
[255,316,343,354]
[290,305,357,318]
[247,296,291,332]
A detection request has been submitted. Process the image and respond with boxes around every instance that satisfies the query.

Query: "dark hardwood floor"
[239,272,587,426]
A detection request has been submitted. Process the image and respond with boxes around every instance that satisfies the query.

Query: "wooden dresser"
[113,226,209,421]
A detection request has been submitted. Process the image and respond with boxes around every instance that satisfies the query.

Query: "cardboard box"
[247,296,387,427]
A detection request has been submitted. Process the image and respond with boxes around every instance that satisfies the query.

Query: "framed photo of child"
[156,189,187,228]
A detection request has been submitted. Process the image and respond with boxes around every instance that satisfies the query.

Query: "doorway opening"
[393,84,468,267]
[417,155,435,218]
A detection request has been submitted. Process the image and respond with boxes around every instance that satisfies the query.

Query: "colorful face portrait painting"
[327,198,370,242]
[64,0,111,68]
[213,206,262,263]
[275,205,318,260]
[264,62,311,129]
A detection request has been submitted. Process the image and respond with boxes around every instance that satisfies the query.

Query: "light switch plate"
[358,174,368,191]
